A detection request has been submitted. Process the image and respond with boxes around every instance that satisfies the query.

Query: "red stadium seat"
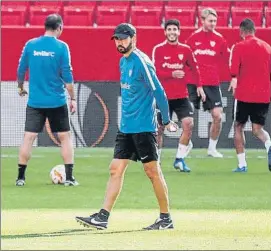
[134,1,164,7]
[66,1,97,7]
[231,7,263,27]
[33,1,63,7]
[265,7,271,27]
[100,1,130,7]
[1,6,27,25]
[29,6,61,25]
[234,1,264,8]
[63,6,94,26]
[1,1,30,7]
[167,1,197,8]
[130,6,162,26]
[201,1,231,9]
[96,6,128,26]
[198,7,230,27]
[165,6,196,27]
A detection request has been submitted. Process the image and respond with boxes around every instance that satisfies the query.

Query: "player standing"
[152,19,205,172]
[186,8,230,158]
[228,18,271,172]
[76,23,178,230]
[16,14,79,186]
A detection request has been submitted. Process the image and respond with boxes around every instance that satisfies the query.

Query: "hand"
[197,87,206,102]
[172,70,185,79]
[228,78,237,95]
[69,99,77,115]
[18,87,28,97]
[165,120,179,132]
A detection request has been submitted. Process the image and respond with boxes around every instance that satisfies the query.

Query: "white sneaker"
[207,149,223,158]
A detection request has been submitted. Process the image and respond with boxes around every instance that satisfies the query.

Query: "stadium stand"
[1,1,269,28]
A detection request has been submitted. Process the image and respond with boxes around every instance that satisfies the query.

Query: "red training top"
[230,35,271,103]
[186,28,229,86]
[152,41,201,100]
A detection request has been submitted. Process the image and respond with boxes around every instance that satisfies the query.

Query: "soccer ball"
[50,165,66,184]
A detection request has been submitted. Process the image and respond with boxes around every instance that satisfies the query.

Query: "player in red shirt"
[152,19,205,172]
[228,19,271,172]
[186,8,230,158]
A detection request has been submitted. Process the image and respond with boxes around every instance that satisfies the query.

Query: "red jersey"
[152,41,201,100]
[186,28,229,86]
[230,35,271,104]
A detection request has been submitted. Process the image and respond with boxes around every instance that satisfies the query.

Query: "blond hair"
[201,8,217,19]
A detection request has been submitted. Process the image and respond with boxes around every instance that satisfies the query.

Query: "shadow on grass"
[2,228,146,239]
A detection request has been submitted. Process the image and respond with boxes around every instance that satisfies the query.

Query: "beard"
[117,41,133,54]
[166,35,178,43]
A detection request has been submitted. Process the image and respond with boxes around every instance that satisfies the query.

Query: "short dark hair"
[164,19,180,30]
[240,18,255,33]
[45,14,63,31]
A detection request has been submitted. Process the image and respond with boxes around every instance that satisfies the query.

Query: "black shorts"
[113,131,158,163]
[157,98,194,125]
[25,105,70,133]
[233,100,270,126]
[188,84,223,111]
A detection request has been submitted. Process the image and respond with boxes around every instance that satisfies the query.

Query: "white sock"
[158,149,162,163]
[184,140,193,157]
[264,139,271,153]
[237,153,247,168]
[208,138,218,151]
[176,144,188,159]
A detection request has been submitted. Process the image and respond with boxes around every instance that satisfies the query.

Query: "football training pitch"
[2,147,271,250]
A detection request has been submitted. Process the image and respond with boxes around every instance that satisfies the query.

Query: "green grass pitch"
[2,147,271,250]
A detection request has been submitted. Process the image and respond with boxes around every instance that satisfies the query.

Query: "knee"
[24,132,37,143]
[109,163,125,178]
[58,131,71,142]
[252,125,262,137]
[212,109,222,123]
[144,163,161,180]
[182,119,194,133]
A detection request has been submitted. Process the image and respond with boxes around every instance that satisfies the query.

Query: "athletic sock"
[264,139,271,153]
[176,143,188,159]
[208,138,218,151]
[65,164,74,180]
[99,209,110,220]
[17,164,27,180]
[160,213,170,220]
[237,153,247,168]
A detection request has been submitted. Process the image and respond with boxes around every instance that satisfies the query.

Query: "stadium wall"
[2,27,271,148]
[2,81,271,148]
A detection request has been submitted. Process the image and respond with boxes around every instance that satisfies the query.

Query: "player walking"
[76,23,177,230]
[152,19,205,172]
[186,8,230,158]
[228,18,271,172]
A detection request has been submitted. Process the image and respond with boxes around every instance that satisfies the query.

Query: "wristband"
[163,121,170,126]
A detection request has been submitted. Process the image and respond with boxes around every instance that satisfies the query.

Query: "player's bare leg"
[143,161,173,230]
[233,122,247,172]
[174,117,193,172]
[58,131,78,186]
[208,107,223,158]
[102,159,129,212]
[252,124,271,171]
[16,132,38,186]
[157,124,165,164]
[75,159,129,229]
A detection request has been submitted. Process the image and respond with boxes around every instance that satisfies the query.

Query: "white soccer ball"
[50,165,66,184]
